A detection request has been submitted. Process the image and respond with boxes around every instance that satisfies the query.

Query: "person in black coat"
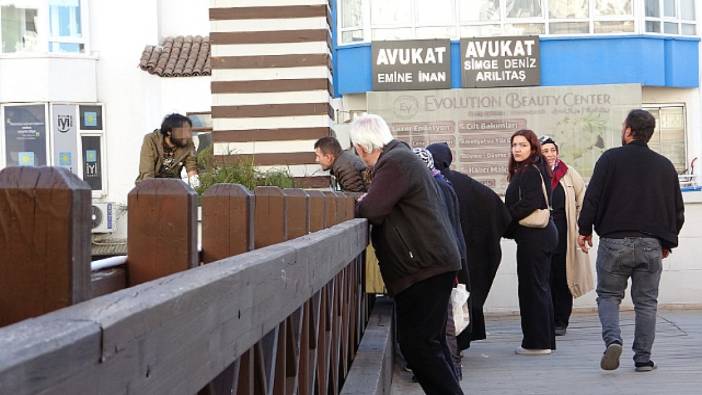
[414,147,469,380]
[427,142,512,350]
[504,129,558,355]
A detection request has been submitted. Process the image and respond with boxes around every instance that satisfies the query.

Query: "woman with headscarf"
[427,142,512,350]
[505,129,558,355]
[413,147,468,380]
[539,136,594,336]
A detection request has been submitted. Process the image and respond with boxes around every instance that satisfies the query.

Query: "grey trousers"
[596,237,663,364]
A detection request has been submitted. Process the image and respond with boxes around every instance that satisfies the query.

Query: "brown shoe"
[600,343,622,370]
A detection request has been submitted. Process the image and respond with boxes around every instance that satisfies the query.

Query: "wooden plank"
[91,268,127,298]
[200,186,254,394]
[307,190,326,232]
[323,191,338,228]
[339,299,393,395]
[237,351,254,395]
[284,309,303,395]
[0,220,367,395]
[334,194,347,225]
[273,321,287,395]
[284,189,310,240]
[254,186,287,248]
[202,184,254,263]
[127,179,198,286]
[0,167,91,327]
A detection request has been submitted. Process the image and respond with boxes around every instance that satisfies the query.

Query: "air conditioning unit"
[91,202,114,233]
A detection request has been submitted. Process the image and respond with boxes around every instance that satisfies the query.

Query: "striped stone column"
[209,0,334,188]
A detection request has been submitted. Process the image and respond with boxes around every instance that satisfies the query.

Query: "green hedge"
[196,146,294,194]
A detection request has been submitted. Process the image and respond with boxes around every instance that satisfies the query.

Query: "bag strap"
[531,164,551,209]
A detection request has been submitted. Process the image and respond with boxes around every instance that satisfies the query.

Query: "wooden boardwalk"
[391,309,702,395]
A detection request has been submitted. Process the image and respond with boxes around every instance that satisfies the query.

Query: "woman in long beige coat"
[540,136,594,336]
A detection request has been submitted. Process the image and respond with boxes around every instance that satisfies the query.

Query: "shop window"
[644,105,687,173]
[645,0,697,36]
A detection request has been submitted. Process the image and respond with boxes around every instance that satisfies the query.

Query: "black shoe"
[600,342,622,370]
[555,326,567,336]
[635,361,657,372]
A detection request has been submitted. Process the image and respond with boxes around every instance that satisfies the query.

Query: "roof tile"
[139,35,211,77]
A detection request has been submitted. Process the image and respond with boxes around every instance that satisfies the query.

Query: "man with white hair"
[352,114,464,394]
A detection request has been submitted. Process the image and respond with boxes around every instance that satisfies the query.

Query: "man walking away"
[314,136,368,192]
[578,109,685,372]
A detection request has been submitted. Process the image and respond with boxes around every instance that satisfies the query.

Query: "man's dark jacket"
[578,140,684,249]
[356,140,461,295]
[331,150,367,192]
[427,142,512,346]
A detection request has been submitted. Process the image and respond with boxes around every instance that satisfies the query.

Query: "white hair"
[350,114,394,154]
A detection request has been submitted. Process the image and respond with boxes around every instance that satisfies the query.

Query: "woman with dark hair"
[505,129,558,355]
[539,136,594,337]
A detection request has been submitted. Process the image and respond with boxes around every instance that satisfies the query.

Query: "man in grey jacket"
[314,136,367,192]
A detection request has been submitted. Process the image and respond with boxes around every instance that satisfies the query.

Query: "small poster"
[79,105,103,130]
[81,136,103,190]
[4,104,47,167]
[52,104,79,173]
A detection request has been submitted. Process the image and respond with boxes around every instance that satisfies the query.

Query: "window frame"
[0,0,89,55]
[337,0,698,46]
[643,0,697,36]
[642,103,688,173]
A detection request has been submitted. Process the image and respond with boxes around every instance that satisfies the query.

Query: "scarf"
[551,159,568,189]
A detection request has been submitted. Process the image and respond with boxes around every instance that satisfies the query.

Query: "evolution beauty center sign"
[372,40,451,90]
[368,84,641,193]
[461,36,540,87]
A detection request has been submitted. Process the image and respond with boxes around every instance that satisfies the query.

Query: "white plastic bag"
[450,284,470,336]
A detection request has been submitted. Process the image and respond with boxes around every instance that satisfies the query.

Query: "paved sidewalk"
[391,309,702,395]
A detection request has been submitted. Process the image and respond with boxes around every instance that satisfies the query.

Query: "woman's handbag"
[518,165,551,229]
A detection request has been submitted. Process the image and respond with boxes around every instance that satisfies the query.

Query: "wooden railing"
[0,167,370,395]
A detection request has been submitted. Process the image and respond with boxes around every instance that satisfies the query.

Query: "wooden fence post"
[283,188,310,240]
[307,190,325,233]
[202,184,254,263]
[127,179,198,286]
[254,186,287,249]
[323,191,338,228]
[0,167,91,327]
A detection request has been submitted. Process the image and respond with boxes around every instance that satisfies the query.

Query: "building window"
[48,0,84,53]
[338,0,699,44]
[0,0,86,54]
[645,0,696,35]
[1,1,40,53]
[644,105,687,172]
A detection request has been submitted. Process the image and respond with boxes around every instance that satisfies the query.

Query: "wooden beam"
[0,220,368,395]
